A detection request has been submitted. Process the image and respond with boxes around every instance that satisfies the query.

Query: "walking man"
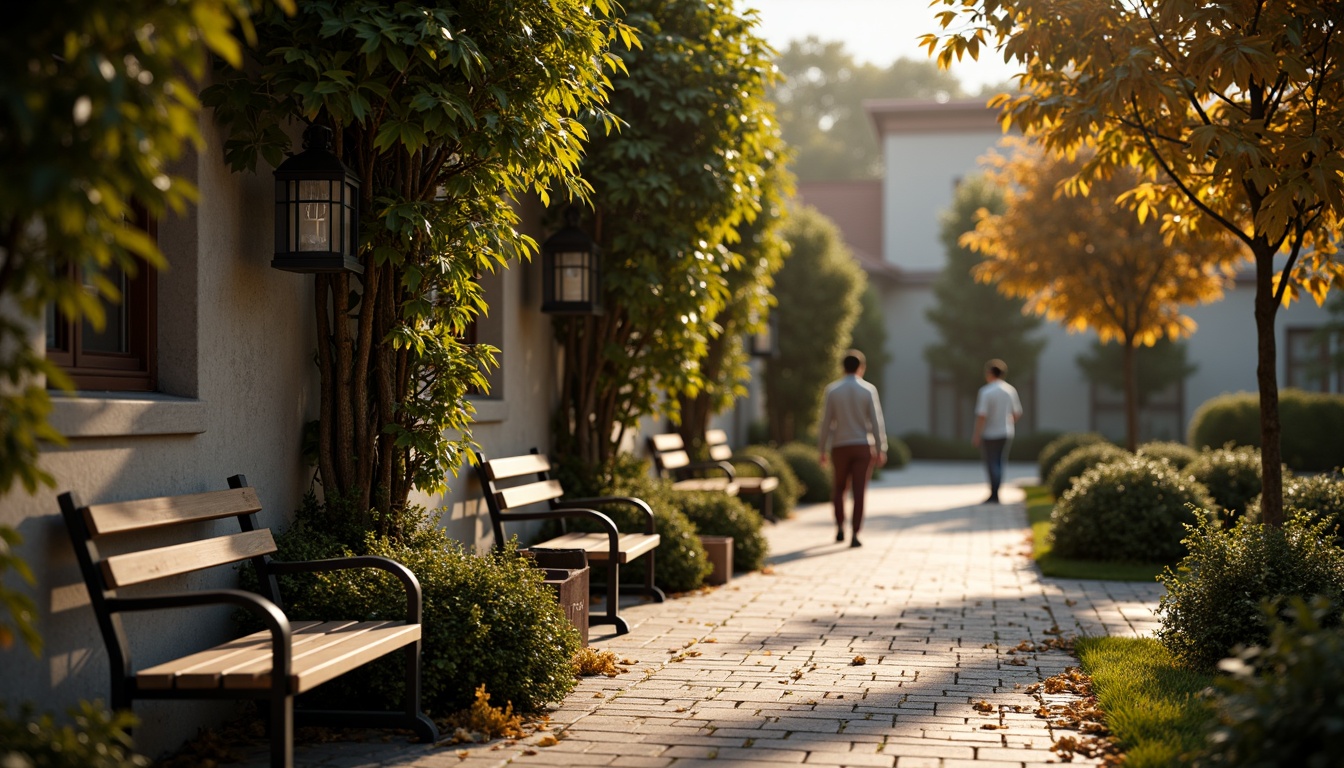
[972,358,1022,504]
[818,350,887,547]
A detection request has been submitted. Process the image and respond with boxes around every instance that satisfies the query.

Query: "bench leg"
[763,491,777,523]
[403,641,440,743]
[644,550,666,603]
[587,562,630,634]
[270,691,293,768]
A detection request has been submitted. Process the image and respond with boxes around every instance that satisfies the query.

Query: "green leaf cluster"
[0,699,147,768]
[0,0,275,495]
[204,0,629,519]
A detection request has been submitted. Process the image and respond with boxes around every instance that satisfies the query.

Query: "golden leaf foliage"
[964,137,1238,347]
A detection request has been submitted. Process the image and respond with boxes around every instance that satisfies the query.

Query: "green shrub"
[674,491,769,572]
[780,442,832,503]
[1197,598,1344,768]
[1186,446,1267,521]
[1156,513,1344,671]
[736,444,801,519]
[886,435,912,469]
[1245,472,1344,544]
[1189,389,1344,472]
[900,431,979,460]
[1047,442,1131,498]
[0,701,147,768]
[1137,440,1201,469]
[242,505,581,715]
[1011,430,1064,464]
[1038,432,1109,483]
[1050,456,1212,562]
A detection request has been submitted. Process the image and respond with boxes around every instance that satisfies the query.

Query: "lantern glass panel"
[556,251,589,302]
[298,179,333,252]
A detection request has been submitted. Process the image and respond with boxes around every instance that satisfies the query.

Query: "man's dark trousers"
[981,437,1010,502]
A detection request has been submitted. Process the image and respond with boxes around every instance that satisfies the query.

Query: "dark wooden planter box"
[530,548,590,646]
[698,535,733,586]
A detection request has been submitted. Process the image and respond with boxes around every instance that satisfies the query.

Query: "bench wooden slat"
[707,444,733,462]
[647,433,685,452]
[735,477,780,494]
[658,450,692,470]
[670,478,738,495]
[85,488,263,536]
[101,529,276,588]
[176,621,365,689]
[480,453,552,482]
[494,479,565,510]
[533,532,661,564]
[138,620,328,689]
[705,429,729,444]
[223,620,422,692]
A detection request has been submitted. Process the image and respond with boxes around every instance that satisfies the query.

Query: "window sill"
[49,392,208,438]
[468,397,508,424]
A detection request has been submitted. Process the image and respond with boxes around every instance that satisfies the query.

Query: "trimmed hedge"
[674,491,769,572]
[1011,430,1064,464]
[1047,442,1131,499]
[1188,389,1344,471]
[1246,472,1344,544]
[1038,432,1109,483]
[1186,446,1267,522]
[736,444,801,519]
[1136,440,1200,469]
[901,432,978,460]
[780,442,832,504]
[1050,456,1212,563]
[886,435,913,469]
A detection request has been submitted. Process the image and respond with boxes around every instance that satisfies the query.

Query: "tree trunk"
[1253,243,1284,527]
[1122,338,1139,451]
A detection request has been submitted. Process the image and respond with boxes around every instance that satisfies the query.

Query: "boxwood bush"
[1047,442,1131,499]
[241,503,581,715]
[1038,432,1109,484]
[1189,389,1344,471]
[1156,513,1344,671]
[736,444,801,519]
[1245,472,1344,545]
[780,442,832,504]
[675,491,769,572]
[1186,446,1267,522]
[1051,456,1213,563]
[1198,598,1344,767]
[886,435,913,469]
[1136,440,1201,469]
[901,431,979,461]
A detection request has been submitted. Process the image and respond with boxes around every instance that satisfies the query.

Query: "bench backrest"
[60,474,282,682]
[646,433,691,476]
[705,429,733,463]
[474,450,564,547]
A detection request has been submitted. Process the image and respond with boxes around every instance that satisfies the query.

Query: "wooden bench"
[474,450,665,635]
[704,429,782,521]
[59,475,438,768]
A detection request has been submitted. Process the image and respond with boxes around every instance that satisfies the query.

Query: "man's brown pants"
[830,444,875,534]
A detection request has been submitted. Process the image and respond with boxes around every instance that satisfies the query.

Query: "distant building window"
[1089,381,1185,443]
[1286,327,1343,393]
[46,211,157,392]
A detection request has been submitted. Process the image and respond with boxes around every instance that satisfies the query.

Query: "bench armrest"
[679,460,737,480]
[108,589,292,684]
[266,556,424,624]
[558,496,657,535]
[731,455,773,476]
[497,506,621,536]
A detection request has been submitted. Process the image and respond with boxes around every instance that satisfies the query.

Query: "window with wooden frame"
[1286,326,1344,393]
[46,209,157,392]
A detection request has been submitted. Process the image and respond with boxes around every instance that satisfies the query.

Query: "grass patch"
[1023,484,1166,582]
[1076,636,1214,767]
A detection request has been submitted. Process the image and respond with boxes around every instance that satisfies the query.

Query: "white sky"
[744,0,1021,93]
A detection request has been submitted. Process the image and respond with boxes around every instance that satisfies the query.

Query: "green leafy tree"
[764,205,865,444]
[674,165,792,452]
[849,285,890,399]
[771,38,965,181]
[205,0,628,530]
[1077,337,1197,412]
[925,174,1044,422]
[0,1,283,496]
[553,0,784,471]
[927,0,1344,524]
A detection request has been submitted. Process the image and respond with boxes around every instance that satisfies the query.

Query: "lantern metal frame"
[748,311,779,358]
[272,124,362,274]
[540,207,602,315]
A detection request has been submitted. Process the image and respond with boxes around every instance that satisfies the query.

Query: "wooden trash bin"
[698,535,733,586]
[530,548,590,646]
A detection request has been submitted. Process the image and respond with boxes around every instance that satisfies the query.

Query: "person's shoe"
[984,495,1000,504]
[850,535,862,548]
[835,528,845,542]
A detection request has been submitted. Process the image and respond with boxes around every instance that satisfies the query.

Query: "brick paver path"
[235,461,1163,767]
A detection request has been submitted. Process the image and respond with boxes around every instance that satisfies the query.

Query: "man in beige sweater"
[818,350,888,547]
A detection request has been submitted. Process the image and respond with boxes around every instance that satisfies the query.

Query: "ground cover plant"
[1157,513,1344,671]
[1074,637,1213,768]
[1051,457,1210,563]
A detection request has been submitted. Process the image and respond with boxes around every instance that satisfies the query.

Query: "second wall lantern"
[540,206,602,315]
[273,124,362,274]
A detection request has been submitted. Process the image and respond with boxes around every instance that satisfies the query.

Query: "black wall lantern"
[540,206,602,314]
[748,311,779,358]
[272,124,362,274]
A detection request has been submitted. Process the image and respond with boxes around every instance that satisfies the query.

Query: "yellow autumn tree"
[964,139,1237,450]
[925,0,1344,525]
